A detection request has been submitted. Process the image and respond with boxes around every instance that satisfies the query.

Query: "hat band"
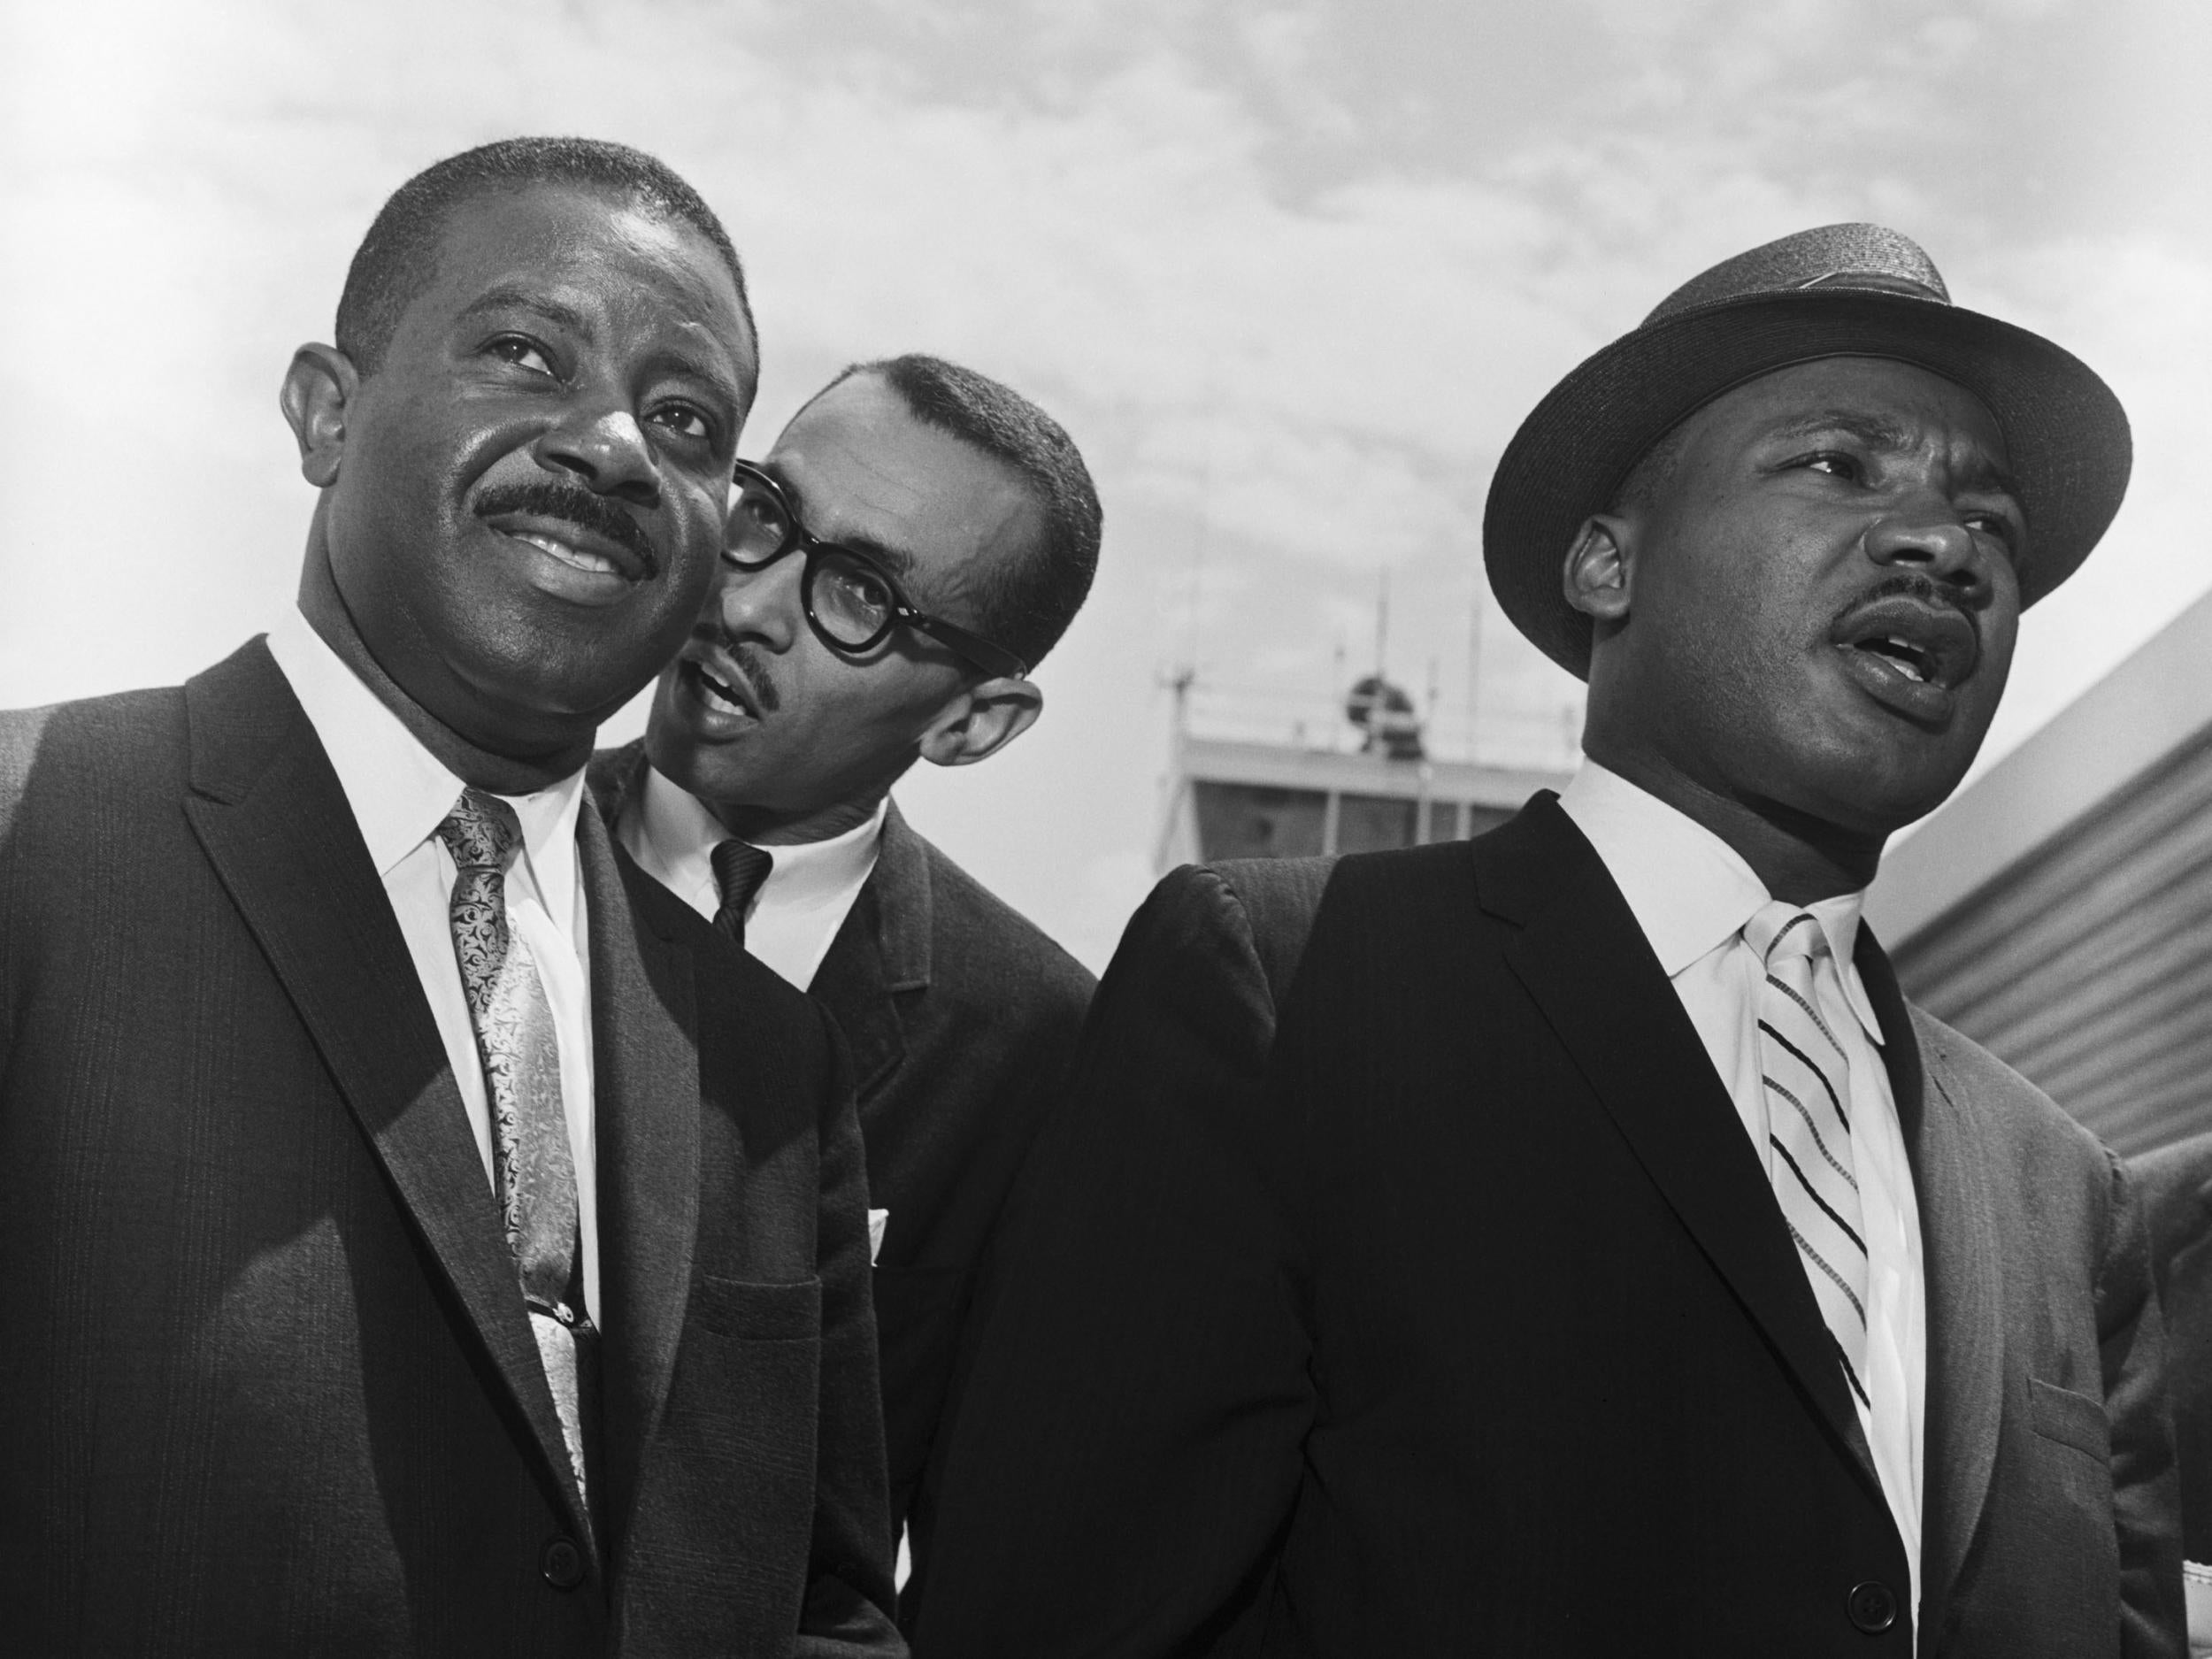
[1795,271,1947,302]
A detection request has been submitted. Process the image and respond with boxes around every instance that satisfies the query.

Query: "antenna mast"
[1373,569,1390,678]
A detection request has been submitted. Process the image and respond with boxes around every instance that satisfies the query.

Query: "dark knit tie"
[436,788,595,1509]
[710,839,774,948]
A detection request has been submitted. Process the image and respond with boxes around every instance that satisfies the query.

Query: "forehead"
[1680,357,2009,471]
[765,376,1042,588]
[413,182,756,378]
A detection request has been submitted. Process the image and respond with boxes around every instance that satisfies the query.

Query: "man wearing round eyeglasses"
[593,352,1102,1608]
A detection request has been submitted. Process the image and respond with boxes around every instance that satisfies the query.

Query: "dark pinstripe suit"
[0,641,902,1656]
[917,800,2182,1657]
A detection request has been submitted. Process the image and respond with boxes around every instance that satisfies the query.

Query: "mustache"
[1829,571,1968,627]
[720,641,781,715]
[475,480,658,576]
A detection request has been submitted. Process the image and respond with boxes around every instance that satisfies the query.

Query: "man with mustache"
[0,138,900,1655]
[913,226,2180,1656]
[593,353,1101,1608]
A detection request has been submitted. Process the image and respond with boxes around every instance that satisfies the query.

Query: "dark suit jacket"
[913,798,2181,1657]
[591,745,1095,1583]
[0,641,902,1656]
[2133,1130,2212,1563]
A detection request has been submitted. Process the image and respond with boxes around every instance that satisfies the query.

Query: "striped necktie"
[1747,901,1870,1407]
[437,788,595,1508]
[710,838,774,948]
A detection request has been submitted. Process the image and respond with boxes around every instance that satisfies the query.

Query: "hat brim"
[1481,289,2131,679]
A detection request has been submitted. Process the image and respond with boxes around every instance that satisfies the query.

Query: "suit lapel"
[179,641,592,1543]
[810,800,930,1097]
[1857,937,2003,1639]
[1482,798,1882,1494]
[586,737,652,833]
[585,802,703,1563]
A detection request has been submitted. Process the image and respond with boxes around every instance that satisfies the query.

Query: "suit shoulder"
[1330,836,1481,889]
[2131,1129,2212,1260]
[1083,863,1253,995]
[1909,1003,2117,1179]
[1094,856,1346,1029]
[915,836,1094,1008]
[0,687,190,828]
[1063,863,1289,1082]
[0,684,188,770]
[1121,860,1267,958]
[1208,853,1336,917]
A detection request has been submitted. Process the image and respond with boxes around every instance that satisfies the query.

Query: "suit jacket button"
[1847,1579,1898,1633]
[541,1535,586,1591]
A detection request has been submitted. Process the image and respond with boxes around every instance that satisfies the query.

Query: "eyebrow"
[457,285,593,336]
[1770,409,2026,503]
[649,348,747,414]
[1769,410,1914,451]
[760,464,919,579]
[1961,453,2027,506]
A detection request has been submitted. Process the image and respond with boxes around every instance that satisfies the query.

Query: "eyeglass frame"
[723,460,1031,680]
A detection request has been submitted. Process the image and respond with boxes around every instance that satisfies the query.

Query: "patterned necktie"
[1747,901,1870,1408]
[710,838,774,948]
[437,788,595,1506]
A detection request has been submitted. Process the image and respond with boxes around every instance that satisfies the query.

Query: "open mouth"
[680,656,756,719]
[1831,593,1979,693]
[1853,634,1938,685]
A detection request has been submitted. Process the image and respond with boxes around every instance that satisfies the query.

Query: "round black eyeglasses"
[725,461,1030,680]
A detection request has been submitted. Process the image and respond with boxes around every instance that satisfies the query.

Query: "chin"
[1817,748,1976,839]
[1786,692,1987,830]
[464,643,641,738]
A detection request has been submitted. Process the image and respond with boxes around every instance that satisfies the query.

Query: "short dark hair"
[822,354,1102,672]
[334,136,755,377]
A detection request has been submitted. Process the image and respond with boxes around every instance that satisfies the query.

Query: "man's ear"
[1562,513,1635,625]
[280,343,360,489]
[917,677,1044,769]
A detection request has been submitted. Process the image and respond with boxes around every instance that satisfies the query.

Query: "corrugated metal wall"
[1889,728,2212,1156]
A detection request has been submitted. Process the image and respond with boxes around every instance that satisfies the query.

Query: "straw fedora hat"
[1481,223,2131,679]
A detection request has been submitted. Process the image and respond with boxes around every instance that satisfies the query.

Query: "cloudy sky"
[3,0,2203,968]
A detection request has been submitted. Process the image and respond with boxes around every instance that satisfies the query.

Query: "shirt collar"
[626,761,886,920]
[265,607,586,938]
[1556,759,1884,1045]
[758,797,888,913]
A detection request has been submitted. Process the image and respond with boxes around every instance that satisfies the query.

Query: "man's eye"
[1801,450,1862,481]
[649,403,713,442]
[822,563,894,616]
[1963,510,2018,548]
[487,335,556,376]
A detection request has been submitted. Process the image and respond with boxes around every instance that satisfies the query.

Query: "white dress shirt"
[266,607,599,1324]
[617,761,885,993]
[1559,759,1927,1630]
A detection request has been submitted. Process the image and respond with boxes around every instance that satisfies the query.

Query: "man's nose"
[710,553,803,649]
[533,403,662,508]
[1863,503,1989,595]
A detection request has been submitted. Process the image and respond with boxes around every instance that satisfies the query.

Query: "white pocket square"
[868,1208,890,1265]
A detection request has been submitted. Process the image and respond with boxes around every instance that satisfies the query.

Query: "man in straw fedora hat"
[910,224,2181,1657]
